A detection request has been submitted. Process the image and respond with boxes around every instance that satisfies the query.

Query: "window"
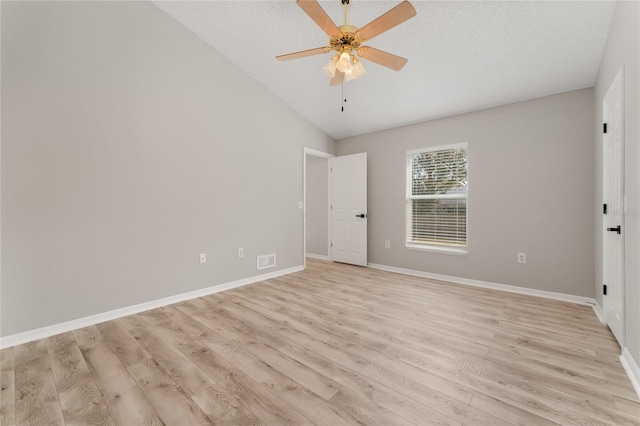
[406,143,468,253]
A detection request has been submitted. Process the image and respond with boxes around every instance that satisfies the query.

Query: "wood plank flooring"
[1,258,639,425]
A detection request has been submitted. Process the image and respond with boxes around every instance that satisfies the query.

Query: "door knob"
[355,214,367,218]
[607,226,621,234]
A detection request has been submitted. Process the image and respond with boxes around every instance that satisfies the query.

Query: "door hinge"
[603,284,607,295]
[331,242,333,247]
[603,203,608,214]
[603,123,608,134]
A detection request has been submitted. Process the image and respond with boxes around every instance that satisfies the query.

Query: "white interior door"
[331,153,367,266]
[603,67,625,347]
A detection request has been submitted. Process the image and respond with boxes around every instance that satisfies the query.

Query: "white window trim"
[406,143,469,255]
[405,242,468,255]
[407,142,468,156]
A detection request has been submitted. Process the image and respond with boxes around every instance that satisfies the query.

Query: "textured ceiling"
[152,0,616,140]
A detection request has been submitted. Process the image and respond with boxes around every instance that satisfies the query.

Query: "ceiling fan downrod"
[342,0,350,27]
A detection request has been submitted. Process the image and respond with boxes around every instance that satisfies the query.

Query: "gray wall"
[337,89,595,298]
[306,155,329,257]
[1,1,335,337]
[594,1,640,369]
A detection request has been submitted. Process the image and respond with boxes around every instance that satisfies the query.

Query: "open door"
[603,67,625,347]
[330,153,367,266]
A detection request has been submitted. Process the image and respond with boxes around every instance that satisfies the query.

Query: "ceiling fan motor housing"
[331,25,362,53]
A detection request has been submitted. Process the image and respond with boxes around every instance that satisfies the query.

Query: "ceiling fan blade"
[330,70,344,86]
[355,1,416,42]
[297,0,342,39]
[357,46,408,71]
[276,47,331,61]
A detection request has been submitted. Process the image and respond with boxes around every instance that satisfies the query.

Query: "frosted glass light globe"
[336,52,353,73]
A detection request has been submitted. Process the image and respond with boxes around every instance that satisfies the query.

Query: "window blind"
[407,144,468,249]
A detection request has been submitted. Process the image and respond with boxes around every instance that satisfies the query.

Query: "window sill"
[405,243,468,255]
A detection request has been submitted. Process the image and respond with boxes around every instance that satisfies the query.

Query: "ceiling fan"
[276,0,416,86]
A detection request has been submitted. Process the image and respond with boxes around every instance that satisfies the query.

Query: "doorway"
[304,148,333,268]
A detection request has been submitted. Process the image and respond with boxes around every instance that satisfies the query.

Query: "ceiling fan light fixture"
[345,57,365,82]
[344,68,355,82]
[336,51,353,73]
[352,57,366,78]
[323,55,339,77]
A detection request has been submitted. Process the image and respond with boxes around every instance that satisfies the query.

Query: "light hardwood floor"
[1,259,639,425]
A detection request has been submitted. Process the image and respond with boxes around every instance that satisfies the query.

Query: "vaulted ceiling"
[153,1,616,140]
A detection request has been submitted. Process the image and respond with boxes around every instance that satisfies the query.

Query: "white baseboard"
[592,301,605,323]
[0,265,303,349]
[306,253,330,261]
[621,347,640,399]
[367,263,596,306]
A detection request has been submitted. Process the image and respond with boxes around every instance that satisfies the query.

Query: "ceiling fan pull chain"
[341,77,347,112]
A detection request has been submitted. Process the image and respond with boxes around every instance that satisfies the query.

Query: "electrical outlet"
[200,253,206,264]
[237,248,244,258]
[385,240,391,249]
[517,252,526,264]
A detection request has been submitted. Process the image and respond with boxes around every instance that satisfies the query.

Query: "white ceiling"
[152,0,616,140]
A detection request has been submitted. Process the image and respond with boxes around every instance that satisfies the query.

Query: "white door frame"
[303,148,334,269]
